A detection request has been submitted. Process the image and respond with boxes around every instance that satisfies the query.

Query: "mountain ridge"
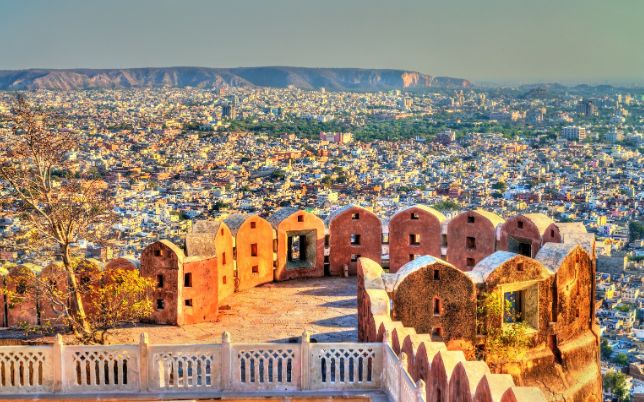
[0,66,471,91]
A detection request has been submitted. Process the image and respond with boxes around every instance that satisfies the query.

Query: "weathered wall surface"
[498,214,561,258]
[446,210,503,271]
[388,205,444,273]
[213,224,235,301]
[356,257,547,402]
[140,241,182,325]
[328,205,382,276]
[180,256,218,325]
[234,215,274,292]
[272,209,325,281]
[393,257,477,342]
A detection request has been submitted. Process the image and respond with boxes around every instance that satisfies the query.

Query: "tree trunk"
[62,244,91,335]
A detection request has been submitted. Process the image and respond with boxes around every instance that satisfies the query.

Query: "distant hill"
[0,67,470,91]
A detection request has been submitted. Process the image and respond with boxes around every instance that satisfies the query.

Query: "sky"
[0,0,642,85]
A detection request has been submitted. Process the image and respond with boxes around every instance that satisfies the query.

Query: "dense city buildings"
[0,84,642,400]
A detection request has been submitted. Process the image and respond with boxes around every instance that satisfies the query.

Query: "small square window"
[185,299,193,307]
[156,274,164,288]
[409,254,416,261]
[156,299,165,310]
[432,327,443,338]
[250,221,256,229]
[184,273,192,287]
[433,269,440,280]
[351,213,360,220]
[517,263,524,271]
[410,233,421,246]
[297,214,304,222]
[518,221,524,229]
[350,234,361,245]
[466,236,476,250]
[411,212,419,220]
[467,216,475,224]
[252,265,259,274]
[154,249,162,257]
[466,258,475,268]
[251,243,258,257]
[351,254,360,262]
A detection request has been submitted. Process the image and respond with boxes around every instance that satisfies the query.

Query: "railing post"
[382,329,391,346]
[221,331,232,390]
[381,330,390,385]
[139,332,150,392]
[300,330,310,390]
[52,334,64,393]
[416,379,427,402]
[399,352,409,399]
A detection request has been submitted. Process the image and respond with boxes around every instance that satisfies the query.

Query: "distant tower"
[222,104,236,120]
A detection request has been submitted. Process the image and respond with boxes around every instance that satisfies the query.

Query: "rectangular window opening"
[350,234,361,245]
[156,274,164,288]
[466,236,476,250]
[156,299,165,310]
[351,213,360,220]
[184,273,192,287]
[410,233,421,246]
[252,265,259,274]
[433,269,440,280]
[411,212,419,220]
[251,243,258,257]
[467,216,475,224]
[250,221,257,229]
[466,258,475,268]
[185,299,193,307]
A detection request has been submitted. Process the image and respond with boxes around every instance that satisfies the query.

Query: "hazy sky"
[1,0,642,84]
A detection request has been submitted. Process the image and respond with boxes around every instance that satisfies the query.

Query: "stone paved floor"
[106,276,358,345]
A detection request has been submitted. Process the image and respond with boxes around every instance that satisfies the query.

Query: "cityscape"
[0,1,642,401]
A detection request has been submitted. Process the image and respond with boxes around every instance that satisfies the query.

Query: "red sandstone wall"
[180,257,218,325]
[5,266,38,327]
[388,206,443,273]
[498,215,561,258]
[393,260,477,342]
[274,210,325,281]
[37,264,69,327]
[446,211,500,271]
[214,224,235,302]
[357,258,547,402]
[328,206,382,276]
[140,241,181,325]
[235,215,274,292]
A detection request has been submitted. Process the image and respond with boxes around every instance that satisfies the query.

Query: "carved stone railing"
[0,331,428,401]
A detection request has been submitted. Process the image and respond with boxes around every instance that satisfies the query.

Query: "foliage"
[492,181,508,192]
[38,260,154,344]
[477,291,531,370]
[613,353,630,366]
[601,339,613,360]
[87,268,155,344]
[603,370,630,402]
[629,220,644,242]
[0,95,114,340]
[432,200,460,213]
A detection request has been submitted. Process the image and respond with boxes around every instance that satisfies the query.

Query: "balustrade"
[0,331,426,401]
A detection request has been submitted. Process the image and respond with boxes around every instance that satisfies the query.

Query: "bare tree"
[0,94,113,339]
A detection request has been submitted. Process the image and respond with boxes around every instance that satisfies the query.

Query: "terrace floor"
[20,276,359,345]
[130,276,359,345]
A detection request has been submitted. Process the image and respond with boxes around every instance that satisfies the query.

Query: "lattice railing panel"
[149,344,221,391]
[231,344,300,391]
[63,345,139,392]
[309,342,382,390]
[0,347,53,393]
